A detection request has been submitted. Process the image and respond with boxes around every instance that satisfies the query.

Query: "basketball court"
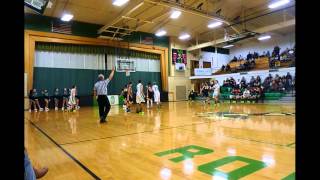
[24,0,295,179]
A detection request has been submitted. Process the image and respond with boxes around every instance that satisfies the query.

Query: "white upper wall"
[200,51,230,73]
[229,32,295,58]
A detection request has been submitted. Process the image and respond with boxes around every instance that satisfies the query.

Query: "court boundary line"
[176,126,294,148]
[28,121,101,180]
[59,121,210,146]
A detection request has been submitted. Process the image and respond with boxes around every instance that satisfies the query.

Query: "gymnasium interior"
[24,0,295,179]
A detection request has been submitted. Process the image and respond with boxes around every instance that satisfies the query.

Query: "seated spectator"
[25,150,48,180]
[231,56,238,62]
[253,52,259,59]
[225,64,231,71]
[240,77,246,84]
[253,79,261,87]
[246,52,253,61]
[266,51,271,58]
[230,87,242,103]
[242,88,251,101]
[286,72,292,80]
[272,46,281,60]
[271,80,278,91]
[256,76,261,84]
[188,90,196,101]
[221,65,225,71]
[249,76,255,86]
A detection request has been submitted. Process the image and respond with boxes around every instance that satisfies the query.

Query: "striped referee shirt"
[94,79,110,95]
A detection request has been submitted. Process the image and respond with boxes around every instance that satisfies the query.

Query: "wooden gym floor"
[25,101,295,180]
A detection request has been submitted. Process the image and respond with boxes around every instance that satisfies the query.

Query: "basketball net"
[125,69,130,77]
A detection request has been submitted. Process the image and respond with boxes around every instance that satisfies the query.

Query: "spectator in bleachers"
[253,52,259,59]
[249,76,255,87]
[225,64,231,71]
[266,51,271,58]
[221,65,225,71]
[271,80,278,92]
[231,56,238,62]
[242,88,251,101]
[230,86,242,103]
[240,77,246,84]
[246,52,253,61]
[273,46,280,60]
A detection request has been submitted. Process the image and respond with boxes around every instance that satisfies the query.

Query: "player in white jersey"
[212,80,220,106]
[152,82,161,108]
[136,80,145,113]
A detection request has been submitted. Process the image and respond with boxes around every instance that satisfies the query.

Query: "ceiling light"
[268,0,290,9]
[223,44,234,48]
[170,10,181,19]
[179,33,190,40]
[208,21,222,28]
[258,35,271,41]
[61,14,73,21]
[155,30,167,37]
[112,0,129,6]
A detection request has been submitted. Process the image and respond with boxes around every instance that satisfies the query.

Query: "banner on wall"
[194,68,212,76]
[172,49,187,65]
[140,35,154,45]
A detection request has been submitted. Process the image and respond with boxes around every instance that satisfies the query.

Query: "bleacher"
[219,86,286,102]
[214,57,293,75]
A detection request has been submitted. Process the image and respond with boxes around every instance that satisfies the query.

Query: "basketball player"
[121,85,128,110]
[62,88,69,111]
[75,88,80,110]
[29,89,43,112]
[53,88,60,111]
[126,82,133,112]
[152,82,161,108]
[68,85,77,112]
[135,80,145,113]
[212,80,221,106]
[200,83,210,104]
[42,89,50,112]
[146,82,154,108]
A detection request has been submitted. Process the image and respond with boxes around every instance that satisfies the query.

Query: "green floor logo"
[155,145,293,179]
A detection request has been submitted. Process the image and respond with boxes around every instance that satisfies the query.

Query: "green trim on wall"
[25,13,169,48]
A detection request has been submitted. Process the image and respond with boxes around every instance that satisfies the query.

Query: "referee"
[93,67,115,123]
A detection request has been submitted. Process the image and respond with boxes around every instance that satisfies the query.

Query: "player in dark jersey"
[146,82,154,108]
[42,89,50,112]
[126,82,133,112]
[62,88,69,111]
[53,88,60,111]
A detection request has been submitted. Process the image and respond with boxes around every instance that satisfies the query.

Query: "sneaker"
[29,109,32,112]
[62,107,64,111]
[77,106,80,110]
[39,108,43,112]
[34,109,38,112]
[34,167,49,179]
[55,107,58,111]
[45,108,49,112]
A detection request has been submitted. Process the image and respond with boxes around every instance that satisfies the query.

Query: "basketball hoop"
[125,69,130,77]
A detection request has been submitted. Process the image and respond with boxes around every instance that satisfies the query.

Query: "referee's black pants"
[97,95,111,121]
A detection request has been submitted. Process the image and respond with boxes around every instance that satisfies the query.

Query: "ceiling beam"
[98,0,144,34]
[187,18,295,51]
[144,0,240,34]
